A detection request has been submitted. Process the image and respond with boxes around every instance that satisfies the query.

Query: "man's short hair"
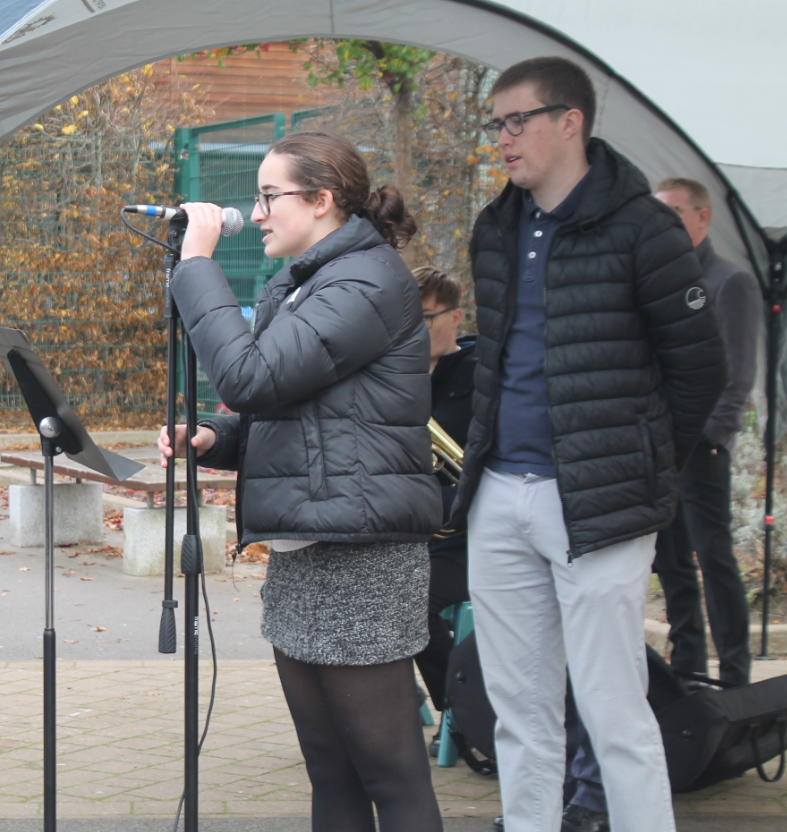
[655,177,712,211]
[490,57,596,144]
[412,266,462,309]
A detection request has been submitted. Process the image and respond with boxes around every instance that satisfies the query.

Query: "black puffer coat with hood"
[452,138,727,557]
[170,215,442,546]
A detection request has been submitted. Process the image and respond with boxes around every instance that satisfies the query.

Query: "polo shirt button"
[528,251,536,259]
[534,230,543,237]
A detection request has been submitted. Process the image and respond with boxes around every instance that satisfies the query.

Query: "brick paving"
[0,659,502,821]
[0,437,785,827]
[0,657,785,824]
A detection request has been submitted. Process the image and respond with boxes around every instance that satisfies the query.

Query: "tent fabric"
[0,0,775,279]
[719,164,787,237]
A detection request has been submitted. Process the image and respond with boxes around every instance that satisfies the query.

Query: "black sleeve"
[170,256,403,414]
[633,207,728,468]
[195,415,240,471]
[703,270,762,445]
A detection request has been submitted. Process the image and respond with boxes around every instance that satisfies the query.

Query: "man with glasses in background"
[653,178,761,689]
[412,266,476,749]
[450,57,727,832]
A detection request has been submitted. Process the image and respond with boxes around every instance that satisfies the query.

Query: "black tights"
[274,649,443,832]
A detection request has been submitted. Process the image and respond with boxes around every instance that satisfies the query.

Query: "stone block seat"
[0,451,235,575]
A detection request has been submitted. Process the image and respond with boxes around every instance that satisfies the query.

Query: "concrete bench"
[0,451,236,576]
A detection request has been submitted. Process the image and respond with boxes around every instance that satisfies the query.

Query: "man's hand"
[158,424,217,468]
[178,202,224,261]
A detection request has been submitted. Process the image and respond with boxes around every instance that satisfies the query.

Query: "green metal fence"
[173,114,288,417]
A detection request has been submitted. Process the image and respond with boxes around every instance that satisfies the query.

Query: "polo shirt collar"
[522,167,592,222]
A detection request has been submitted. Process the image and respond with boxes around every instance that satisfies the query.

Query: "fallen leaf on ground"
[64,570,76,576]
[0,551,13,555]
[233,598,240,602]
[93,626,106,632]
[79,561,95,566]
[227,541,270,564]
[1,592,8,597]
[250,573,266,579]
[19,567,29,571]
[147,691,163,696]
[80,577,93,582]
[63,639,78,644]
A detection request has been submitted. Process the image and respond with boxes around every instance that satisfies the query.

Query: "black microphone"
[123,204,244,237]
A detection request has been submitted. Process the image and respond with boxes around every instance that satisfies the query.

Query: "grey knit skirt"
[261,541,430,666]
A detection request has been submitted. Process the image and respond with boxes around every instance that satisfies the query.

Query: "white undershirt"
[270,539,317,553]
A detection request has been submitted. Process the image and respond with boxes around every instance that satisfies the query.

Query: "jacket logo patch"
[685,286,706,310]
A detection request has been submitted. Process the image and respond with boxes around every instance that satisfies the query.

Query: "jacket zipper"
[542,226,580,564]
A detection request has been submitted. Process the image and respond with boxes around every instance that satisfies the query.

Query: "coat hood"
[488,137,652,228]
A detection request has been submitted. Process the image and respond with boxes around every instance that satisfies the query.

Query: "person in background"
[653,177,762,688]
[451,57,726,832]
[158,131,444,832]
[412,265,476,752]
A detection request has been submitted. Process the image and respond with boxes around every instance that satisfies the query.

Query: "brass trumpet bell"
[429,418,463,485]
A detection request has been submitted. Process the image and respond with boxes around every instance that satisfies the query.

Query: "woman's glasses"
[254,189,320,217]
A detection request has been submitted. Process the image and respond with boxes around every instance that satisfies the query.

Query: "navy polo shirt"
[487,171,590,477]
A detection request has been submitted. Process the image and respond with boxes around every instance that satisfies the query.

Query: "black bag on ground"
[445,635,787,791]
[444,630,497,775]
[646,645,787,792]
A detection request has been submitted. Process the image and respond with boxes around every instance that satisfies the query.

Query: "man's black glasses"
[483,105,570,142]
[423,307,458,327]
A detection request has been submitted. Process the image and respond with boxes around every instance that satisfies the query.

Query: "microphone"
[123,204,244,237]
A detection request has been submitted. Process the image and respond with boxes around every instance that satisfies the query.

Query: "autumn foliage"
[0,67,211,431]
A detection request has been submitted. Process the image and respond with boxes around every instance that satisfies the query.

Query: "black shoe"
[492,817,503,831]
[561,804,610,832]
[428,732,440,758]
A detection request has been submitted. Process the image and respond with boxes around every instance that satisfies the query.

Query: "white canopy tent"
[0,0,783,275]
[2,1,786,654]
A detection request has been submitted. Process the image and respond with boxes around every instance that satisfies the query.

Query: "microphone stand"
[41,417,61,832]
[130,211,205,830]
[121,205,230,831]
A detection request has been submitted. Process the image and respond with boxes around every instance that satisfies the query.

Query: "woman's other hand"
[158,424,217,468]
[179,202,224,261]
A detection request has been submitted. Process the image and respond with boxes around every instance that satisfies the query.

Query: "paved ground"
[0,437,786,830]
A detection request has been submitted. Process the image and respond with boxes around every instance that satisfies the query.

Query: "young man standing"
[653,178,761,687]
[451,58,727,832]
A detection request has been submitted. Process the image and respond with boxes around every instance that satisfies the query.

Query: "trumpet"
[429,417,463,485]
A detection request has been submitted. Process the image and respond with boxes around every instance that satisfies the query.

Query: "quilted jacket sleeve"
[196,415,241,471]
[170,255,405,413]
[633,204,728,468]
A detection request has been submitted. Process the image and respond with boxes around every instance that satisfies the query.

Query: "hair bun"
[363,184,417,250]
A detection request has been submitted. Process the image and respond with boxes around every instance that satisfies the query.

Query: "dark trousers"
[653,439,751,686]
[564,679,607,813]
[414,556,470,711]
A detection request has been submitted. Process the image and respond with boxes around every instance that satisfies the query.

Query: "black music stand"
[0,326,144,832]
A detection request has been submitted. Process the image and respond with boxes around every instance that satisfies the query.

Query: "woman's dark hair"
[267,131,417,249]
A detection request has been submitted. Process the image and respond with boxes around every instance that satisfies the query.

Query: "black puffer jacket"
[453,139,727,557]
[170,215,442,545]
